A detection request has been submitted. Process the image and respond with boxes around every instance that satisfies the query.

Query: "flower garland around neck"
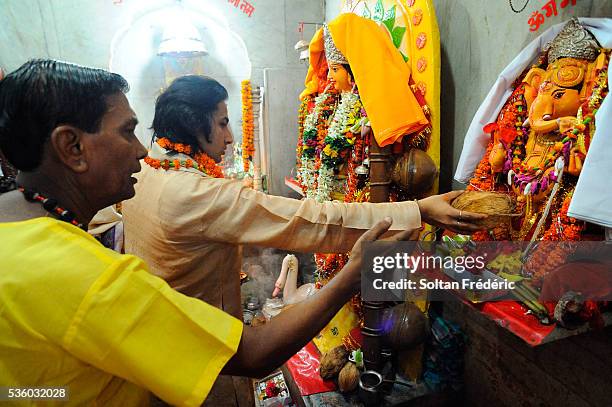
[241,80,255,173]
[144,137,224,178]
[315,90,364,202]
[298,91,338,198]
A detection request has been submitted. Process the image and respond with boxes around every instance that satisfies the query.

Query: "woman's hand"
[417,191,487,234]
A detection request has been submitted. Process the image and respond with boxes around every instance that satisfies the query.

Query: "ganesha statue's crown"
[323,24,348,65]
[547,18,600,64]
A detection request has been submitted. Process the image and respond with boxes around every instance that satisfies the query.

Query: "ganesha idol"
[472,18,609,242]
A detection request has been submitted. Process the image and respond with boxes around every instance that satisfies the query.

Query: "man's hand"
[417,191,487,234]
[223,218,419,378]
[343,217,421,292]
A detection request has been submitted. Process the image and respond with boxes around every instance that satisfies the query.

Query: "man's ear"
[49,125,89,173]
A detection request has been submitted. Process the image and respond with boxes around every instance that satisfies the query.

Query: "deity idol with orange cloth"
[294,12,444,364]
[297,13,435,205]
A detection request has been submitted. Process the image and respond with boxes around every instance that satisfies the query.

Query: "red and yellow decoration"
[241,79,255,172]
[297,94,312,159]
[144,137,224,178]
[523,190,585,283]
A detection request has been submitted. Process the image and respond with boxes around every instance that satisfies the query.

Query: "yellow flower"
[323,145,338,158]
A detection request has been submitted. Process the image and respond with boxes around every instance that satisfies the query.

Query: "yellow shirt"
[0,218,242,406]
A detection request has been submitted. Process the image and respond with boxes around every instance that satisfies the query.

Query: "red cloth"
[478,301,556,346]
[540,260,612,302]
[284,342,337,396]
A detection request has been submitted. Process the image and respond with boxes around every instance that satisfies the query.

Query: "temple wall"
[2,1,610,196]
[0,0,324,196]
[325,0,612,190]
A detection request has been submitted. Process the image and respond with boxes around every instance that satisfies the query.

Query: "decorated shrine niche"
[294,0,441,380]
[468,19,609,253]
[461,17,611,321]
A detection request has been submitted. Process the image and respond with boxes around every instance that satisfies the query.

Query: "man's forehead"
[104,93,137,121]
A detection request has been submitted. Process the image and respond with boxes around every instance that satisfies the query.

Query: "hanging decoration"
[241,79,255,173]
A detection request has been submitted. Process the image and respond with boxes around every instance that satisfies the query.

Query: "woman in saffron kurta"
[122,75,484,406]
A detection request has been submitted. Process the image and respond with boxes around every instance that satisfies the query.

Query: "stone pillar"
[251,86,263,191]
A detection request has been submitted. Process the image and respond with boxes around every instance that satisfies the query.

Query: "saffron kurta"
[123,143,422,319]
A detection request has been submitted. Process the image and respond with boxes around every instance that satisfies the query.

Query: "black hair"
[152,75,228,152]
[0,59,129,171]
[342,64,354,82]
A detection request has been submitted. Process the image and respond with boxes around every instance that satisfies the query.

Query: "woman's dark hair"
[0,59,129,171]
[152,75,228,152]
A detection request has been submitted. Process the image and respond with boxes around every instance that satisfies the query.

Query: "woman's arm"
[168,177,483,254]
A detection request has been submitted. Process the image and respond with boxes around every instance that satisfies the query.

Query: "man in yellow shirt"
[0,59,414,406]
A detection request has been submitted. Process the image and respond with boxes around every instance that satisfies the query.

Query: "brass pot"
[380,303,429,351]
[391,149,438,197]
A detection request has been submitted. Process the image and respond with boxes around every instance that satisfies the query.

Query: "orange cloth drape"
[300,13,428,147]
[300,28,326,100]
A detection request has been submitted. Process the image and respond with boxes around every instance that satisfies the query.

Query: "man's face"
[81,92,146,206]
[197,101,233,163]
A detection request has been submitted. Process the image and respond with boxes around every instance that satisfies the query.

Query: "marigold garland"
[157,137,192,155]
[523,190,584,282]
[314,252,349,286]
[468,142,495,194]
[298,91,338,198]
[344,125,369,203]
[145,137,224,178]
[296,95,312,161]
[241,80,255,172]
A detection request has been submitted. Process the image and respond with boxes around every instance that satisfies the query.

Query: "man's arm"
[221,219,419,377]
[221,258,357,377]
[166,177,421,254]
